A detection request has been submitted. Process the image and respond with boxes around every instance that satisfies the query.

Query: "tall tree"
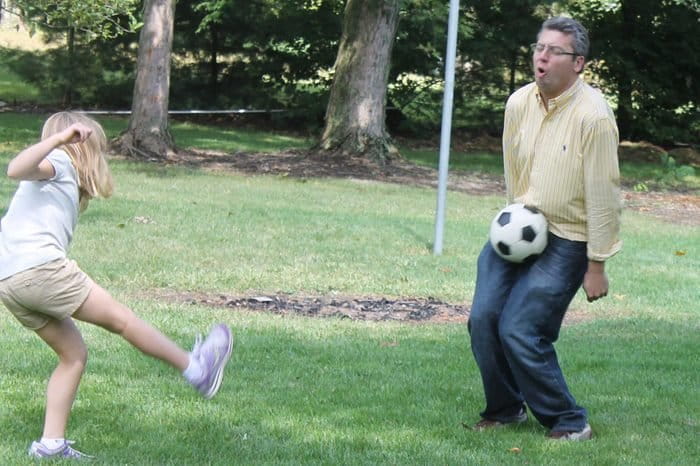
[316,0,401,163]
[115,0,176,159]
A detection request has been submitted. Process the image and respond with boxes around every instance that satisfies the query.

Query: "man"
[467,16,621,441]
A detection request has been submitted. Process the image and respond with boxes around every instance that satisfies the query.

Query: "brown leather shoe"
[472,409,528,431]
[547,424,593,441]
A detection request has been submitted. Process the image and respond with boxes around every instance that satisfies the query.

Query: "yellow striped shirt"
[502,77,622,261]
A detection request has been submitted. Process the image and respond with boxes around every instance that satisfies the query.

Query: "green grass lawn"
[0,113,698,464]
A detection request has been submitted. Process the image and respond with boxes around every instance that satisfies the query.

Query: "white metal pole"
[433,0,460,255]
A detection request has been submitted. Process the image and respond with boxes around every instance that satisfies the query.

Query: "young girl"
[0,112,233,459]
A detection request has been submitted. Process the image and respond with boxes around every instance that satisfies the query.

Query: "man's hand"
[583,260,608,302]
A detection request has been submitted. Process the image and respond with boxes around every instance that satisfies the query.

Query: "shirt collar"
[535,77,582,112]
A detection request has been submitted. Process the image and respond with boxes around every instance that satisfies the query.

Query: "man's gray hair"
[540,16,590,58]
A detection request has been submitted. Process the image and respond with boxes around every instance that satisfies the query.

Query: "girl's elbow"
[6,164,21,180]
[7,164,33,180]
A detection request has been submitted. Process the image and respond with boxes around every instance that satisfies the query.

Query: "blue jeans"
[468,233,588,431]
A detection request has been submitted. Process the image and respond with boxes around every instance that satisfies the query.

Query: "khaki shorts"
[0,258,94,330]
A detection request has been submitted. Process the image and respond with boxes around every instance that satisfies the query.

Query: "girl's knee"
[59,344,88,370]
[74,351,88,372]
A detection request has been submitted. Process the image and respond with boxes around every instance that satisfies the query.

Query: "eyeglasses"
[530,43,578,57]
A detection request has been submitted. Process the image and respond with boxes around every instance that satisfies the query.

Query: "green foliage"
[0,54,45,104]
[1,0,699,146]
[566,0,700,143]
[389,1,556,138]
[170,0,342,113]
[0,43,135,108]
[12,0,142,41]
[632,182,649,192]
[658,153,697,185]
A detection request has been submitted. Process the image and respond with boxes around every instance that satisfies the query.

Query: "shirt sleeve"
[582,117,622,261]
[502,101,518,205]
[46,150,73,182]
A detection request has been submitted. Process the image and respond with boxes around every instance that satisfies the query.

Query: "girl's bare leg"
[72,283,189,371]
[35,319,87,439]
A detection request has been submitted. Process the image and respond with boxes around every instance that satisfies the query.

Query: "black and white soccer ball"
[489,203,548,263]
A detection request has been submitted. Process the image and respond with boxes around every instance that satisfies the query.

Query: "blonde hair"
[41,112,114,211]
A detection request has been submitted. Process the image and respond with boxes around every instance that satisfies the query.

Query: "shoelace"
[191,334,203,361]
[64,442,92,459]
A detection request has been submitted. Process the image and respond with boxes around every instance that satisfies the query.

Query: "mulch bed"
[154,290,593,325]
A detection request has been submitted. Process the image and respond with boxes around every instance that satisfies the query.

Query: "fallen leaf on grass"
[133,216,155,224]
[675,250,687,256]
[508,447,522,454]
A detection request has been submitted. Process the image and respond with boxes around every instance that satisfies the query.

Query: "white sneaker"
[28,439,95,459]
[190,323,234,399]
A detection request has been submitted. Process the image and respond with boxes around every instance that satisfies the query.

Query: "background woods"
[0,0,698,156]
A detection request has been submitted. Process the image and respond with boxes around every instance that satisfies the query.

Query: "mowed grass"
[0,113,698,464]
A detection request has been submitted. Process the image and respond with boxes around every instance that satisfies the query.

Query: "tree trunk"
[317,0,400,164]
[63,27,75,107]
[617,0,635,140]
[508,49,517,96]
[208,25,219,105]
[114,0,175,159]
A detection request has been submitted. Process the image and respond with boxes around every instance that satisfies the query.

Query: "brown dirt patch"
[623,191,700,226]
[152,290,593,326]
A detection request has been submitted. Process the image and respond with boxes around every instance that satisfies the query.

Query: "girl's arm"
[7,123,93,181]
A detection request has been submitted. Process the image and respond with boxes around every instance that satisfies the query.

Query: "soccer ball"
[489,203,548,263]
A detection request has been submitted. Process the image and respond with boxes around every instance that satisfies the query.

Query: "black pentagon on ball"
[497,241,511,256]
[521,225,537,242]
[524,205,540,214]
[497,212,511,226]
